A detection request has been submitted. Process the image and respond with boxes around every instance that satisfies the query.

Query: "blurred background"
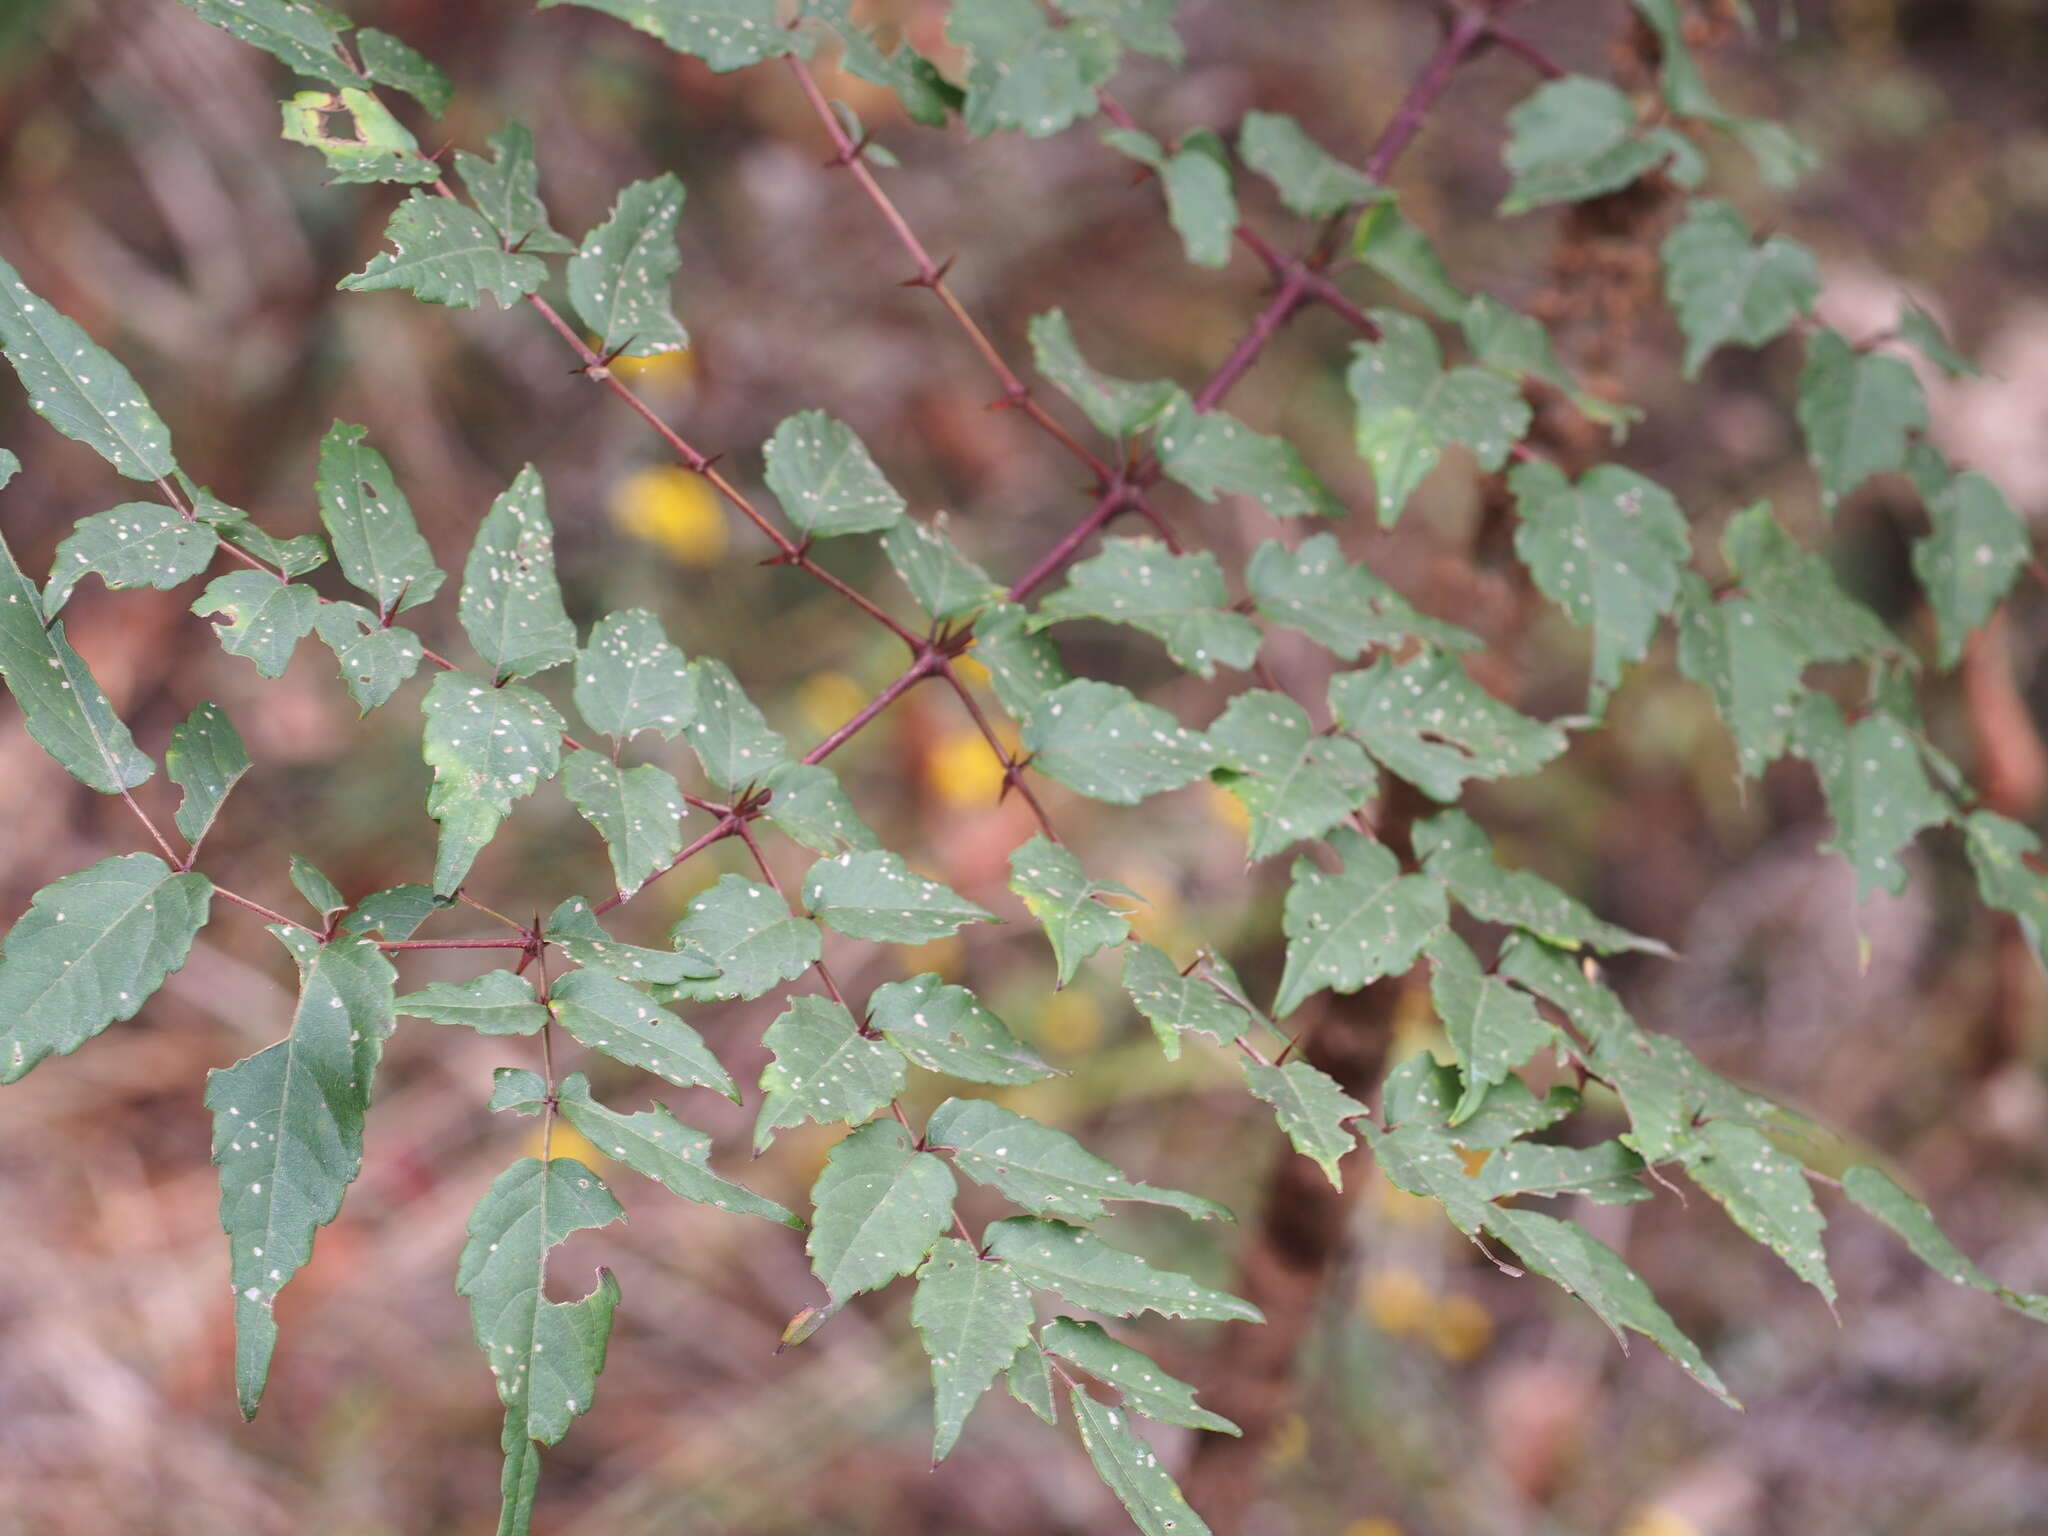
[1,0,2046,1532]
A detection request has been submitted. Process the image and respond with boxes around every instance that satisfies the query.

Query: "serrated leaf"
[574,608,694,745]
[167,702,250,848]
[460,466,576,681]
[316,421,443,619]
[567,174,689,358]
[396,970,547,1036]
[193,491,329,577]
[985,1217,1260,1322]
[1913,469,2026,668]
[172,0,355,86]
[281,88,439,185]
[0,853,211,1083]
[1790,697,1947,898]
[1207,690,1377,860]
[1462,294,1639,434]
[1021,679,1215,805]
[1661,198,1819,377]
[1329,650,1566,803]
[549,967,734,1098]
[1469,1138,1649,1204]
[456,1156,622,1536]
[342,190,546,307]
[290,856,346,920]
[1242,1059,1367,1187]
[1963,812,2048,972]
[1843,1166,2048,1322]
[913,1238,1038,1461]
[1347,309,1531,525]
[1897,302,1980,379]
[868,973,1054,1085]
[1351,201,1467,320]
[665,875,820,1002]
[1156,142,1236,269]
[760,410,907,537]
[1007,836,1135,986]
[761,762,879,855]
[545,896,718,987]
[356,27,451,115]
[1435,1070,1580,1150]
[1413,810,1668,955]
[1426,932,1555,1123]
[561,750,687,900]
[1156,392,1342,520]
[339,884,443,941]
[949,0,1117,138]
[972,602,1072,721]
[420,671,565,896]
[311,601,423,713]
[1121,943,1252,1059]
[0,255,177,482]
[1720,502,1902,663]
[1026,310,1177,439]
[1672,573,1807,776]
[1237,110,1383,219]
[1274,826,1446,1017]
[687,657,789,791]
[881,514,1003,623]
[1679,1119,1833,1301]
[42,502,216,615]
[1500,76,1692,214]
[1006,1340,1059,1422]
[192,571,320,678]
[489,1068,551,1116]
[455,122,577,256]
[803,849,992,944]
[1245,534,1476,659]
[1508,461,1690,704]
[1069,1383,1213,1536]
[1041,1318,1238,1435]
[541,0,801,72]
[556,1072,797,1227]
[205,931,394,1416]
[753,995,905,1150]
[928,1097,1229,1223]
[804,0,953,125]
[808,1118,956,1304]
[1036,537,1261,678]
[1796,328,1926,510]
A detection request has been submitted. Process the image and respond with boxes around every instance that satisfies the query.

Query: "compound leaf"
[763,410,906,538]
[540,0,801,73]
[881,515,1002,623]
[1795,328,1926,510]
[1501,76,1692,214]
[396,970,547,1036]
[1027,309,1176,439]
[687,657,789,791]
[454,122,577,255]
[761,762,879,855]
[1413,810,1668,955]
[1679,1119,1833,1302]
[43,502,216,615]
[1672,573,1808,776]
[172,0,355,86]
[1245,534,1477,659]
[1661,198,1818,377]
[1070,1384,1213,1536]
[167,702,250,848]
[1121,943,1252,1059]
[574,609,694,745]
[1207,690,1378,860]
[1155,392,1343,520]
[1427,932,1555,1123]
[1843,1166,2048,1322]
[312,601,424,713]
[754,995,906,1151]
[1041,1317,1238,1434]
[1914,469,2027,668]
[356,27,451,115]
[1237,110,1382,218]
[192,572,320,678]
[868,973,1054,1085]
[1791,697,1948,898]
[949,0,1117,138]
[546,896,719,988]
[281,87,440,185]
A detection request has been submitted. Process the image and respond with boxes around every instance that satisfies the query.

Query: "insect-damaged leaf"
[460,466,577,682]
[1022,680,1215,806]
[420,671,564,896]
[316,421,444,620]
[42,502,217,616]
[312,602,423,714]
[1274,827,1446,1017]
[753,995,906,1151]
[868,973,1054,1085]
[167,701,251,849]
[1207,690,1378,860]
[1330,650,1566,803]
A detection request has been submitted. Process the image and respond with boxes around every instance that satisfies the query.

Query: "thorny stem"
[932,659,1059,840]
[1364,9,1493,182]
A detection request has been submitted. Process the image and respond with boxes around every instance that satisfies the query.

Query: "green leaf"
[1843,1165,2048,1322]
[574,609,694,745]
[356,27,451,115]
[1790,697,1948,898]
[1242,1060,1367,1187]
[312,601,423,713]
[1063,0,1179,60]
[192,490,329,577]
[1155,392,1343,520]
[1795,328,1926,509]
[1021,679,1215,805]
[1462,293,1640,435]
[868,973,1054,1085]
[1721,503,1902,663]
[396,970,547,1036]
[549,967,735,1098]
[1036,537,1260,678]
[928,1097,1230,1223]
[0,530,155,794]
[1040,1318,1238,1435]
[808,1118,957,1304]
[1350,201,1466,320]
[1237,110,1383,219]
[167,702,250,848]
[192,572,321,678]
[802,849,993,944]
[1026,310,1177,439]
[665,875,821,1002]
[1347,310,1531,524]
[763,410,907,538]
[490,1067,551,1116]
[1436,1070,1580,1149]
[1469,1138,1648,1204]
[460,466,577,682]
[540,0,801,73]
[1679,1120,1833,1301]
[1914,470,2027,668]
[43,502,216,615]
[454,122,578,256]
[545,896,718,987]
[1159,139,1237,269]
[316,421,443,619]
[753,995,906,1150]
[1630,0,1814,187]
[949,0,1117,138]
[1661,198,1819,377]
[1008,835,1136,986]
[1500,77,1695,214]
[1207,690,1377,860]
[567,174,690,358]
[556,1073,797,1227]
[687,657,789,791]
[1672,573,1807,776]
[972,602,1072,721]
[1329,650,1566,802]
[1120,943,1252,1059]
[205,931,395,1417]
[0,253,177,481]
[881,514,1003,623]
[1245,534,1476,659]
[456,1157,622,1536]
[985,1217,1261,1323]
[419,671,565,896]
[561,750,687,900]
[1006,1340,1059,1423]
[803,0,953,125]
[1508,461,1690,704]
[1896,302,1980,379]
[760,762,879,855]
[912,1238,1038,1462]
[341,190,546,308]
[1963,811,2048,973]
[172,0,355,86]
[281,88,439,185]
[1069,1383,1214,1536]
[1413,810,1668,955]
[0,852,212,1084]
[289,856,347,920]
[1426,933,1554,1123]
[339,884,443,941]
[1274,827,1447,1017]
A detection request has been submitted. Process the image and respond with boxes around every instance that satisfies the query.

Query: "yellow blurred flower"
[611,346,696,385]
[897,934,964,981]
[796,670,870,737]
[1362,1266,1434,1337]
[928,727,1010,808]
[1038,988,1102,1054]
[528,1118,607,1169]
[1264,1410,1310,1470]
[1207,781,1251,835]
[1426,1294,1494,1363]
[1344,1521,1405,1536]
[1372,1170,1446,1229]
[952,653,992,688]
[1616,1509,1703,1536]
[611,465,727,566]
